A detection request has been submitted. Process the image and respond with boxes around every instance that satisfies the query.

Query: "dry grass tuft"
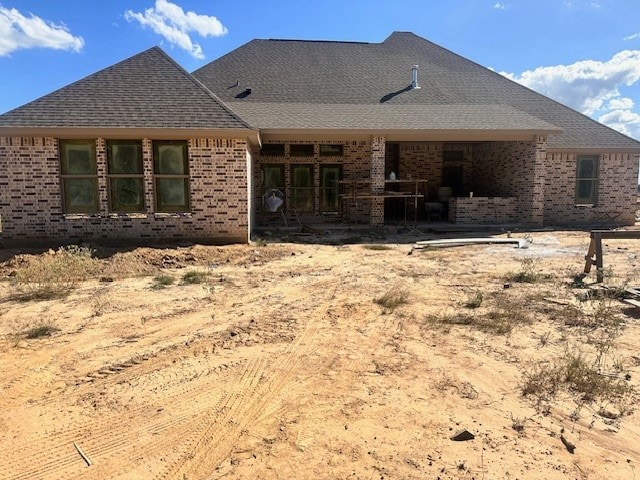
[10,246,97,300]
[374,286,409,313]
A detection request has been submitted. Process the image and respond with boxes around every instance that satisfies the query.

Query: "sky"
[1,0,640,143]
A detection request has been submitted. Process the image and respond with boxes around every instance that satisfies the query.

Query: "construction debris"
[624,286,640,308]
[413,237,529,250]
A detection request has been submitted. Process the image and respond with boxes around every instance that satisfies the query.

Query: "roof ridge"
[266,38,370,45]
[152,47,252,129]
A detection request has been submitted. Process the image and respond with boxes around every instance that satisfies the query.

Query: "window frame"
[153,140,190,213]
[575,155,599,205]
[261,164,285,212]
[107,140,145,213]
[320,164,342,213]
[59,139,99,214]
[290,164,315,213]
[290,144,314,157]
[319,144,343,157]
[261,144,285,156]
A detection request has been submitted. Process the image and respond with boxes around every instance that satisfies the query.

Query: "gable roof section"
[193,32,640,151]
[0,47,251,138]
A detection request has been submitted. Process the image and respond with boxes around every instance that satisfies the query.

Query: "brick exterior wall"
[3,136,636,244]
[398,142,473,198]
[449,197,517,224]
[0,137,249,245]
[544,152,638,226]
[370,136,386,225]
[472,139,546,225]
[251,139,374,226]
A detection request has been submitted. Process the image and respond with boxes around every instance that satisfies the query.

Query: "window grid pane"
[63,178,99,213]
[110,177,145,212]
[108,142,142,174]
[262,164,285,212]
[291,165,314,212]
[107,141,144,212]
[576,156,598,204]
[319,144,343,157]
[155,178,189,212]
[320,165,341,212]
[153,141,190,213]
[60,140,98,213]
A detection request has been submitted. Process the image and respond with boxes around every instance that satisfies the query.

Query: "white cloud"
[607,97,635,110]
[624,32,640,41]
[493,2,508,9]
[125,0,227,59]
[0,6,84,56]
[500,50,640,139]
[599,109,640,139]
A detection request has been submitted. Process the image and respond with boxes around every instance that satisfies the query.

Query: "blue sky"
[1,0,640,141]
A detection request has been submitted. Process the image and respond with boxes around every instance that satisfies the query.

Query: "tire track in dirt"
[158,281,338,480]
[2,276,341,480]
[1,356,245,480]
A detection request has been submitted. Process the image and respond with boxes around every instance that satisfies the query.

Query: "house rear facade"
[1,32,639,245]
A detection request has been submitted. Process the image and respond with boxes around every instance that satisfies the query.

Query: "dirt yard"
[1,229,639,480]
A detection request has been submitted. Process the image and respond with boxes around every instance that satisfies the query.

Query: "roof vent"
[411,65,421,89]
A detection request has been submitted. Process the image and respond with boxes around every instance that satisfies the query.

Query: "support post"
[370,136,386,226]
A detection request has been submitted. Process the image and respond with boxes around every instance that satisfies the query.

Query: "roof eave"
[259,128,563,142]
[547,146,640,155]
[0,126,259,143]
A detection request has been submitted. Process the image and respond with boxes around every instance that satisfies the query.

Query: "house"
[1,32,639,245]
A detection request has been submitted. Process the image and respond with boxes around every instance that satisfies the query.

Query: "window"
[320,165,341,212]
[291,165,314,212]
[107,140,144,212]
[290,144,314,157]
[261,144,285,156]
[153,141,190,212]
[443,150,464,161]
[60,140,98,213]
[262,164,285,212]
[319,144,343,157]
[576,155,598,205]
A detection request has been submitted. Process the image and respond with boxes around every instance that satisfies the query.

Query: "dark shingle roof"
[0,47,249,131]
[193,32,640,150]
[229,103,560,133]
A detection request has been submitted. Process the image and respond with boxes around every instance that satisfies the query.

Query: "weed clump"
[506,258,553,284]
[363,244,393,251]
[374,286,409,313]
[10,245,97,300]
[465,291,484,309]
[24,323,60,339]
[152,274,175,289]
[181,270,209,285]
[522,351,635,412]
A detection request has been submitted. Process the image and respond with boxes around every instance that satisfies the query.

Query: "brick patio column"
[370,136,386,226]
[529,135,547,225]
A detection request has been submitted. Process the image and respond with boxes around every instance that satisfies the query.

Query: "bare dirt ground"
[1,229,639,480]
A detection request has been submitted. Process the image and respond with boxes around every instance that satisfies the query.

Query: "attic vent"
[411,65,421,89]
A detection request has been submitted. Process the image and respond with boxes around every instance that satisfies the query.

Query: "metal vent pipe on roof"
[411,65,421,89]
